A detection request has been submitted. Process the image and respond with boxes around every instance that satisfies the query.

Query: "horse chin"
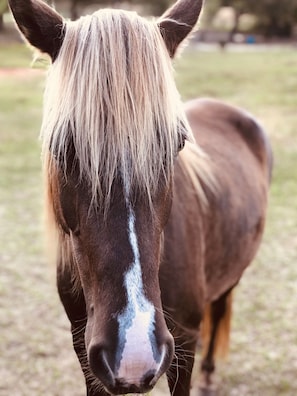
[102,377,156,395]
[91,358,159,395]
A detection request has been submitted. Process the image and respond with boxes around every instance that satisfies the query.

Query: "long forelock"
[41,8,192,210]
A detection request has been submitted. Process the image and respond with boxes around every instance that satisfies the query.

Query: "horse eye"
[178,135,186,152]
[59,180,79,234]
[72,227,81,237]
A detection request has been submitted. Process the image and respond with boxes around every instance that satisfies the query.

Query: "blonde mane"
[41,9,192,210]
[179,142,217,210]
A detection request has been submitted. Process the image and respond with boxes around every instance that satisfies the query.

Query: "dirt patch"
[0,68,45,79]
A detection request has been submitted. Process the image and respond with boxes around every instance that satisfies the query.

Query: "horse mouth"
[103,374,157,395]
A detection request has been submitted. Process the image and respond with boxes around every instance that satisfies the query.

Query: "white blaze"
[117,204,158,384]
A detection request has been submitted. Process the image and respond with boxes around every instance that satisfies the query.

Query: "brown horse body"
[9,0,272,395]
[161,98,272,393]
[181,98,271,301]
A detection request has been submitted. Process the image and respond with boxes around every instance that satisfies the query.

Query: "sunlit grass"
[0,42,33,67]
[176,46,297,112]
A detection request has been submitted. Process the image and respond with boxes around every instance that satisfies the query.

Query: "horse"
[9,0,273,395]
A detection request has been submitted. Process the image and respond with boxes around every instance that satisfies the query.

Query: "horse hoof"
[198,371,217,396]
[198,387,217,396]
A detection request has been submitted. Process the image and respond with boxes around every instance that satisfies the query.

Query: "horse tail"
[201,289,233,361]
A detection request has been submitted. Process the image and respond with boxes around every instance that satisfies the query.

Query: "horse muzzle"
[88,334,174,394]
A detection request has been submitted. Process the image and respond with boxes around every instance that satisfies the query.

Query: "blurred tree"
[0,0,8,31]
[53,0,119,20]
[68,0,115,20]
[202,0,221,24]
[132,0,171,16]
[218,0,297,38]
[221,0,248,41]
[55,0,172,20]
[252,0,297,37]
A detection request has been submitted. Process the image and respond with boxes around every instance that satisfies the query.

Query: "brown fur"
[8,0,64,59]
[201,291,233,360]
[159,0,203,57]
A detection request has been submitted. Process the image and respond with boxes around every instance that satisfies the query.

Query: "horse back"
[185,98,273,182]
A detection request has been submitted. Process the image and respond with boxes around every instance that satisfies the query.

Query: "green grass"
[1,42,297,395]
[176,47,297,108]
[0,42,33,67]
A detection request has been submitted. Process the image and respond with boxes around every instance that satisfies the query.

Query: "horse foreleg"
[57,263,108,396]
[199,288,233,396]
[166,337,197,396]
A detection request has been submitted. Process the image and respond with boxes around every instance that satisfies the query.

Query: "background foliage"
[1,0,297,37]
[212,0,297,37]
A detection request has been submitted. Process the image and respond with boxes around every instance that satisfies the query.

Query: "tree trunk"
[70,0,79,20]
[0,14,4,32]
[151,0,169,16]
[228,9,241,43]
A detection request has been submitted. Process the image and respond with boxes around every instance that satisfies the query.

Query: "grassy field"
[1,41,297,396]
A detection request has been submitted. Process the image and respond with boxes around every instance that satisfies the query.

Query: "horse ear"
[158,0,203,57]
[8,0,64,60]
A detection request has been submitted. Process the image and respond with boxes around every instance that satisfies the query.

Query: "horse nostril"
[89,304,94,317]
[88,343,115,389]
[142,371,156,387]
